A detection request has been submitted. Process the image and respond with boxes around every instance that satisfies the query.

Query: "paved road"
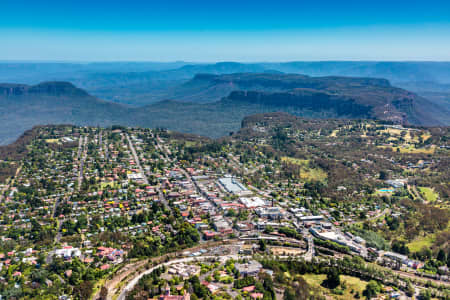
[51,196,62,219]
[0,164,22,202]
[77,136,88,190]
[76,134,83,160]
[155,138,170,162]
[304,236,315,261]
[46,218,65,264]
[368,208,391,221]
[409,184,425,202]
[355,208,391,224]
[158,188,173,212]
[126,133,148,185]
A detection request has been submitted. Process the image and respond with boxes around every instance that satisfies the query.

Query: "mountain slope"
[0,82,130,144]
[78,61,450,106]
[176,73,448,125]
[0,77,448,144]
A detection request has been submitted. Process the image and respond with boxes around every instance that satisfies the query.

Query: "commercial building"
[239,197,266,209]
[235,260,262,276]
[218,177,248,195]
[309,227,361,253]
[383,251,408,263]
[54,246,81,259]
[300,215,324,222]
[167,263,200,279]
[255,207,284,219]
[213,217,233,234]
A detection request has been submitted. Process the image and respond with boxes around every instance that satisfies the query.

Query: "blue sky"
[1,0,450,61]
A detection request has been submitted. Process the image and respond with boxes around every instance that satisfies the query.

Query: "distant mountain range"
[1,72,449,144]
[1,61,450,107]
[183,73,450,125]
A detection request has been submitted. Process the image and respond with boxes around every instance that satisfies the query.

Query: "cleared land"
[302,273,369,299]
[281,157,327,182]
[269,246,305,256]
[407,234,435,253]
[418,186,439,202]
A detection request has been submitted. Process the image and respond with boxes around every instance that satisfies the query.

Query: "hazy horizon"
[1,60,450,63]
[2,0,450,61]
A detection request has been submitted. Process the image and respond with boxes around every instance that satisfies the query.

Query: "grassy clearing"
[329,129,338,137]
[45,138,59,143]
[100,181,120,189]
[270,246,305,256]
[282,157,327,182]
[302,274,368,299]
[340,275,368,295]
[380,128,404,136]
[300,168,327,182]
[405,145,434,154]
[408,222,450,252]
[418,187,439,202]
[302,274,326,287]
[377,128,432,145]
[407,234,435,252]
[421,133,431,141]
[383,145,435,154]
[379,128,415,142]
[281,157,309,166]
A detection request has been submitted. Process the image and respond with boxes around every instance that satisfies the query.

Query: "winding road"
[117,254,249,300]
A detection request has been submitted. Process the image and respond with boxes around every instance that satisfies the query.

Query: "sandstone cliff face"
[227,90,371,120]
[201,73,436,125]
[0,82,88,97]
[28,82,89,97]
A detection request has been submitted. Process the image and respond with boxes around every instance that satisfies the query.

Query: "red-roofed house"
[159,286,190,300]
[242,285,255,292]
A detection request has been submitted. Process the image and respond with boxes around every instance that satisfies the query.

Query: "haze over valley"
[1,62,450,144]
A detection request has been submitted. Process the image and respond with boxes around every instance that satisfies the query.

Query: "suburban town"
[0,115,449,300]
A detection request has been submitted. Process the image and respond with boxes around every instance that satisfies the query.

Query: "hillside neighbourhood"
[0,115,449,300]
